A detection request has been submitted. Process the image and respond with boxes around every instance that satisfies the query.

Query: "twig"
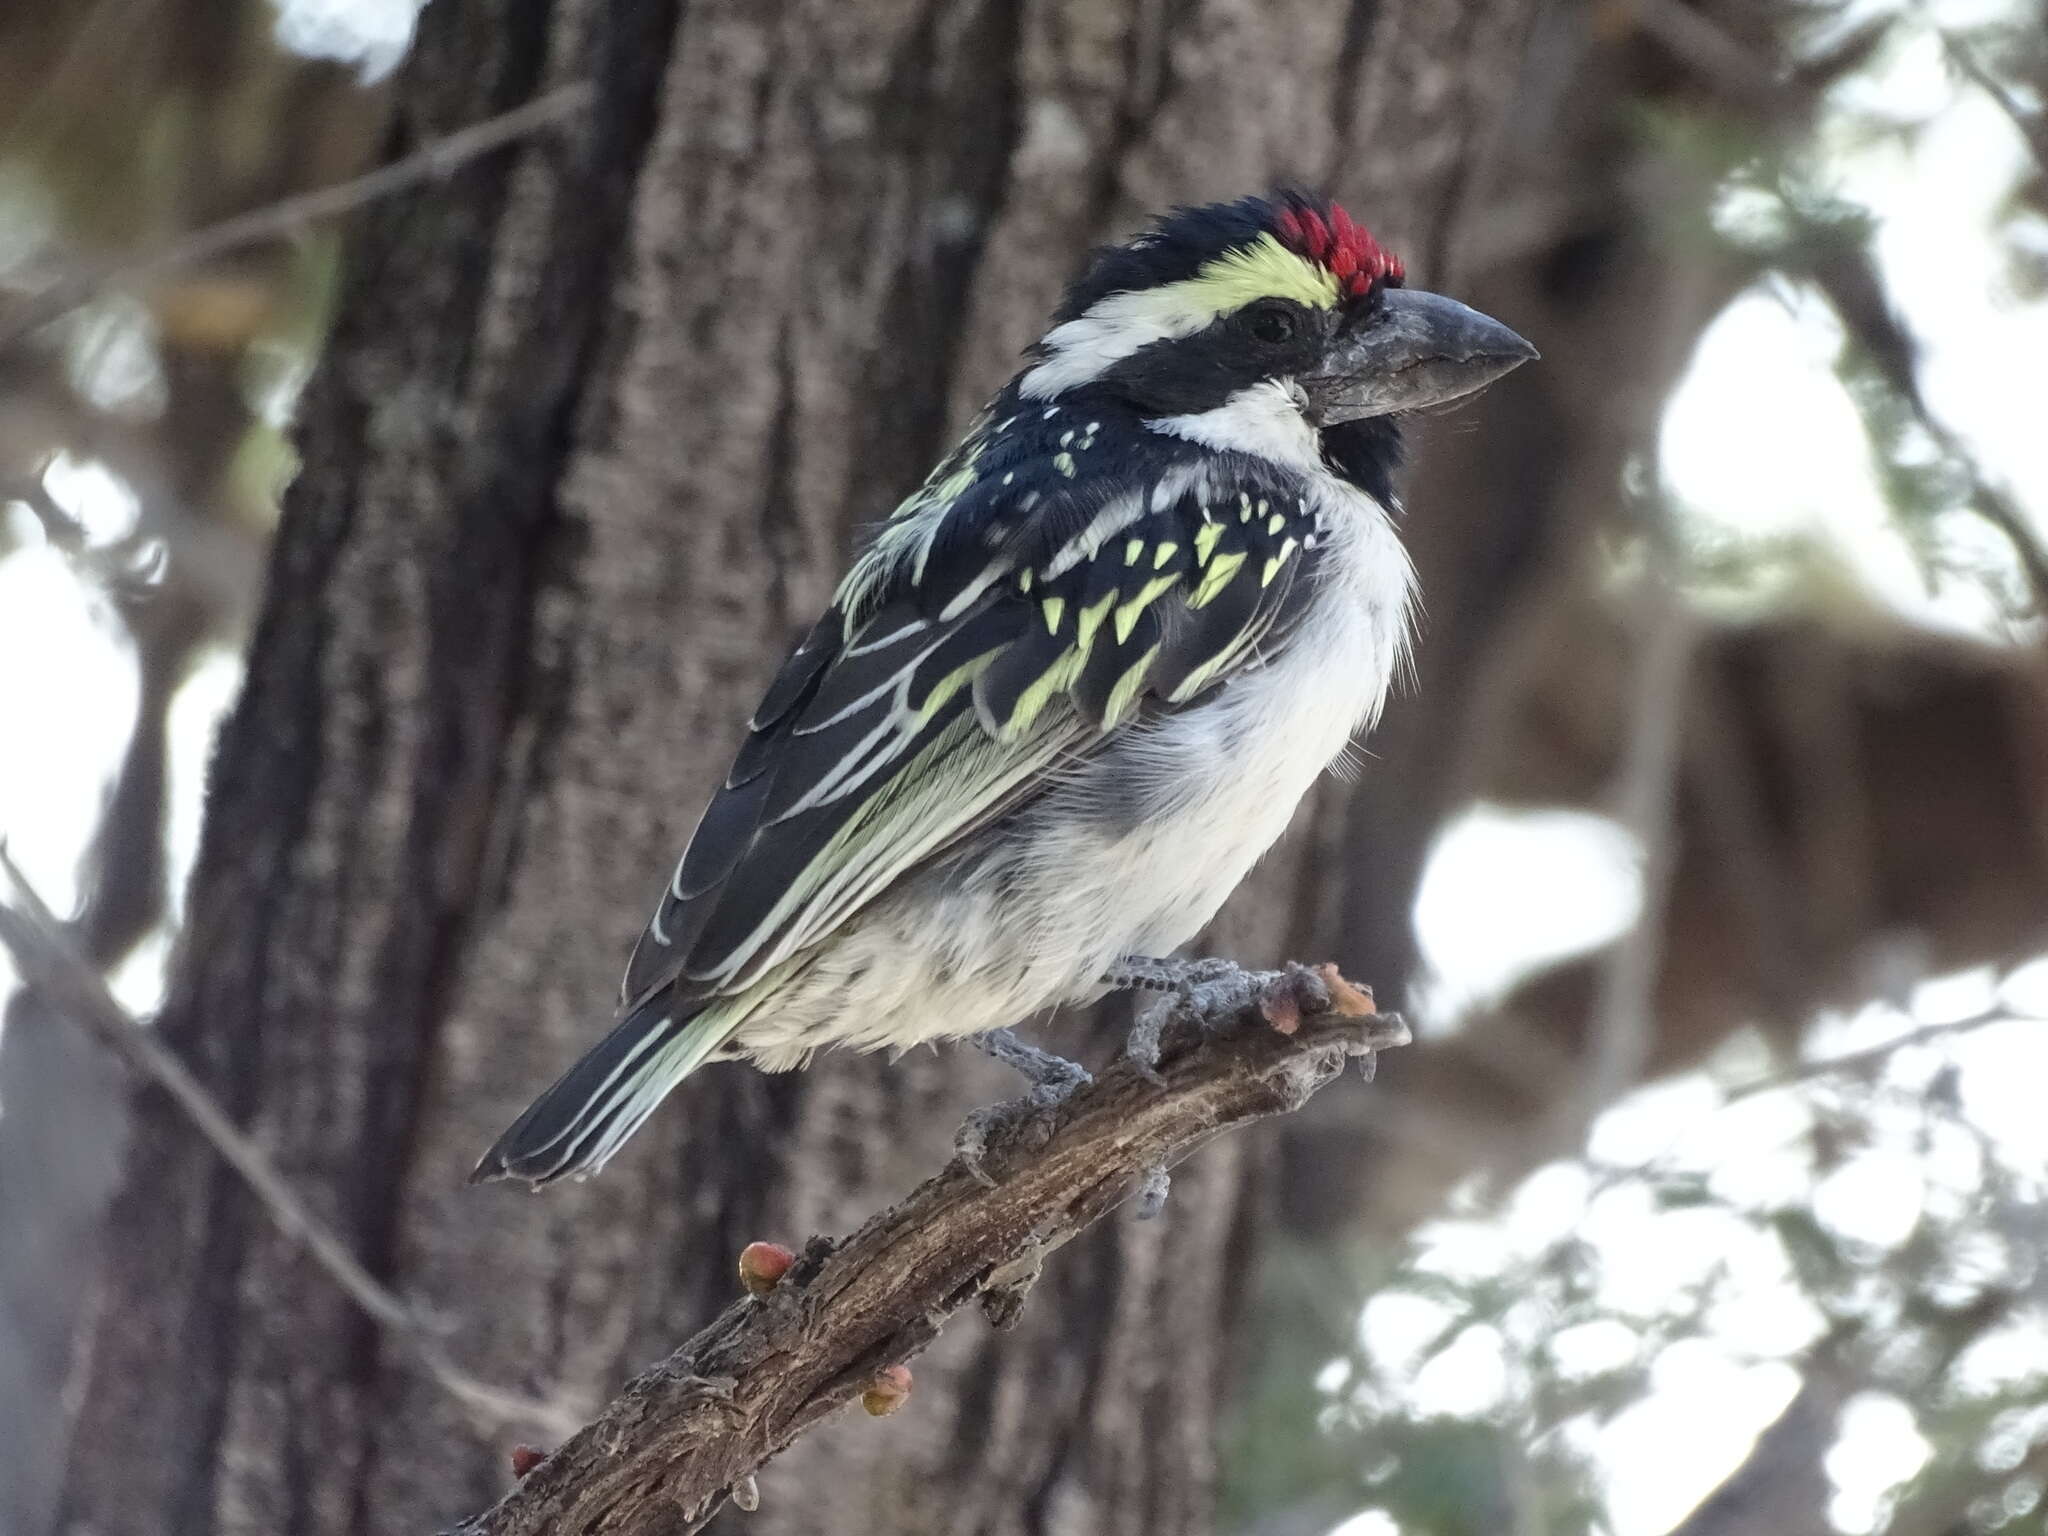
[445,965,1406,1536]
[0,83,594,349]
[1935,27,2048,183]
[1795,214,2048,612]
[1664,1363,1844,1536]
[1722,1005,2021,1102]
[1628,0,1784,105]
[1582,530,1698,1120]
[0,846,584,1440]
[1949,459,2048,617]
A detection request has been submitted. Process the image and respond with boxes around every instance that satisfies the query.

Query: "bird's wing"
[620,427,1330,1013]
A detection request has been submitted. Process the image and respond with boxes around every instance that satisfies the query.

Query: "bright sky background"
[1,1,2044,1533]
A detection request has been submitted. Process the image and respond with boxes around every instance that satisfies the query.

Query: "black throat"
[1319,416,1405,509]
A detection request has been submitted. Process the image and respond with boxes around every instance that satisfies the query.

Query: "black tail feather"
[470,995,691,1188]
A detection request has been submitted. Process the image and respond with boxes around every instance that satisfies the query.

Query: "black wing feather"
[620,407,1343,1015]
[750,611,840,730]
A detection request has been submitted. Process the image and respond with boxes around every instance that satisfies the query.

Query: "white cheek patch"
[1146,381,1323,474]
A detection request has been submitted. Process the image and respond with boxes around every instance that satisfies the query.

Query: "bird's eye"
[1247,303,1298,345]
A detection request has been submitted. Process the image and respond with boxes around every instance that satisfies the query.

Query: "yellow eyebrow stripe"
[1177,233,1341,313]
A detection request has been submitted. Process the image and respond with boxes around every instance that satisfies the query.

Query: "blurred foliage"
[0,0,392,995]
[1707,4,2048,619]
[1,0,386,602]
[1227,4,2048,1531]
[1231,998,2048,1536]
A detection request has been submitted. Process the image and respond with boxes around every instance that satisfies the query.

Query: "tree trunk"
[54,2,1992,1534]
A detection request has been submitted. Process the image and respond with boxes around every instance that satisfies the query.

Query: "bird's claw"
[956,1028,1092,1186]
[1108,955,1258,1081]
[954,1108,1004,1188]
[953,1089,1067,1188]
[1133,1163,1171,1220]
[974,1026,1092,1095]
[1125,1003,1170,1086]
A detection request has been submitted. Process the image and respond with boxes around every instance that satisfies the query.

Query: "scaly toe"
[1123,996,1172,1085]
[1133,1164,1171,1220]
[975,1027,1092,1097]
[953,1089,1071,1188]
[954,1105,1008,1188]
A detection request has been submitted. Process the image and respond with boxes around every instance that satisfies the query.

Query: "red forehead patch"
[1272,201,1404,298]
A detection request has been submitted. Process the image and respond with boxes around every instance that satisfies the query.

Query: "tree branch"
[0,83,593,348]
[0,846,587,1439]
[1722,1003,2022,1102]
[1584,554,1698,1120]
[1628,0,1783,106]
[1935,26,2048,184]
[1795,218,2048,613]
[1,832,1405,1508]
[1664,1360,1846,1536]
[448,966,1407,1536]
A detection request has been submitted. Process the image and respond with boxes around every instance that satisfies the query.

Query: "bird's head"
[1023,191,1534,431]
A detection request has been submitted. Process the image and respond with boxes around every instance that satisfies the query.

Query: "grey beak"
[1304,288,1537,424]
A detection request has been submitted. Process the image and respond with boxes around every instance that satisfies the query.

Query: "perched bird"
[474,191,1534,1187]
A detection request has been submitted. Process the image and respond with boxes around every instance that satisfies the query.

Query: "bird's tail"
[470,995,736,1187]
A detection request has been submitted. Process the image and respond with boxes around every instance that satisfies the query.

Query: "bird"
[473,190,1535,1187]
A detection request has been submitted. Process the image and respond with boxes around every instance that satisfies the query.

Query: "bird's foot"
[1108,957,1369,1082]
[954,1028,1092,1188]
[974,1025,1093,1096]
[1132,1162,1171,1220]
[1107,955,1260,1083]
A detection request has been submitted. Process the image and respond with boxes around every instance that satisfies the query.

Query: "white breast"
[1013,471,1413,979]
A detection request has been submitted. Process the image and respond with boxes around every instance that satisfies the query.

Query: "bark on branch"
[448,967,1406,1536]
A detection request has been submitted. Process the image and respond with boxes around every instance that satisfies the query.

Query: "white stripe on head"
[1021,234,1338,400]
